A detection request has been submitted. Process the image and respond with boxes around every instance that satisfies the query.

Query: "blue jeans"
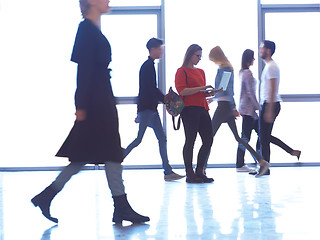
[124,110,173,175]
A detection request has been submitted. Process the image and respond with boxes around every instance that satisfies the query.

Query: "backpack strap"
[172,115,182,130]
[180,67,188,85]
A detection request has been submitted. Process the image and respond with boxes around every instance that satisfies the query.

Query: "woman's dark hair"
[182,44,202,67]
[241,49,254,71]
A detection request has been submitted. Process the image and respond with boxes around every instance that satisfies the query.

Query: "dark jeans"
[259,102,281,163]
[124,110,173,175]
[208,101,262,167]
[236,114,293,168]
[181,106,213,171]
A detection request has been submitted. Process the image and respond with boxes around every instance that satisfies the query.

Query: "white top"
[260,60,282,103]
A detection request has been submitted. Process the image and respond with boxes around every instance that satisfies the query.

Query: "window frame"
[257,2,320,102]
[108,4,168,130]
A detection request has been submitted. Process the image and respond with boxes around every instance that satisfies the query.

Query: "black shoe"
[186,176,204,183]
[195,173,214,183]
[112,194,150,224]
[195,168,214,183]
[185,168,203,183]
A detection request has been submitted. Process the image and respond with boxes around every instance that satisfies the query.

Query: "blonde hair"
[79,0,90,18]
[209,46,233,71]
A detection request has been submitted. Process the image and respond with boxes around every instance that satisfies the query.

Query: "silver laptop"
[218,71,232,91]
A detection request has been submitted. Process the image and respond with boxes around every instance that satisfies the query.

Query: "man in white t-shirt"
[258,40,281,175]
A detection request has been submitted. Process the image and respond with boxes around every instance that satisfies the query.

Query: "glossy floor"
[0,167,319,240]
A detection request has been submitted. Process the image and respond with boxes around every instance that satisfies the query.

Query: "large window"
[0,0,82,168]
[265,12,320,94]
[257,2,320,166]
[0,0,319,169]
[0,1,164,168]
[101,14,158,97]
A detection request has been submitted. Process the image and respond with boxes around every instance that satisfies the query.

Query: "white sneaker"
[236,165,255,172]
[164,172,185,181]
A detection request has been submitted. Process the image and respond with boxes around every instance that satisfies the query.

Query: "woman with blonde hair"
[207,46,269,177]
[175,44,220,183]
[31,0,149,224]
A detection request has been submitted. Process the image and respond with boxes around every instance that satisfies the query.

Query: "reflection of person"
[236,49,301,171]
[123,38,184,181]
[207,46,269,177]
[175,44,219,183]
[31,0,149,224]
[236,175,283,239]
[41,225,57,240]
[258,40,282,174]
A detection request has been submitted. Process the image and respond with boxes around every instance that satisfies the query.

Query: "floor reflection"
[236,176,283,240]
[40,225,58,240]
[0,168,319,239]
[112,223,150,240]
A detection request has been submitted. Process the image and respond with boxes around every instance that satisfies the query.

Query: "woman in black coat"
[31,0,149,224]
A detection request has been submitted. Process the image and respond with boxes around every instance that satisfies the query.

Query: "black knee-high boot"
[31,185,59,223]
[112,194,150,224]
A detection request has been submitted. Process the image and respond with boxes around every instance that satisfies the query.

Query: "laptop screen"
[218,71,232,91]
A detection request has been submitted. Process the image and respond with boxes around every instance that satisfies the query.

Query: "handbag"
[165,68,187,130]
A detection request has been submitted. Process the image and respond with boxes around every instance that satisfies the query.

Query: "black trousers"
[236,114,292,168]
[208,101,262,167]
[181,106,213,171]
[259,102,281,163]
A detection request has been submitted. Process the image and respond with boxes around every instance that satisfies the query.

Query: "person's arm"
[140,61,165,102]
[263,63,279,123]
[72,23,95,121]
[226,72,237,114]
[179,86,213,96]
[264,78,276,123]
[156,88,165,103]
[243,70,260,110]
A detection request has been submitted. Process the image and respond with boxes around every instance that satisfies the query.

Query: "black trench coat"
[56,19,123,164]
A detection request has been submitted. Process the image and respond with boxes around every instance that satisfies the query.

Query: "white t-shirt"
[260,60,282,103]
